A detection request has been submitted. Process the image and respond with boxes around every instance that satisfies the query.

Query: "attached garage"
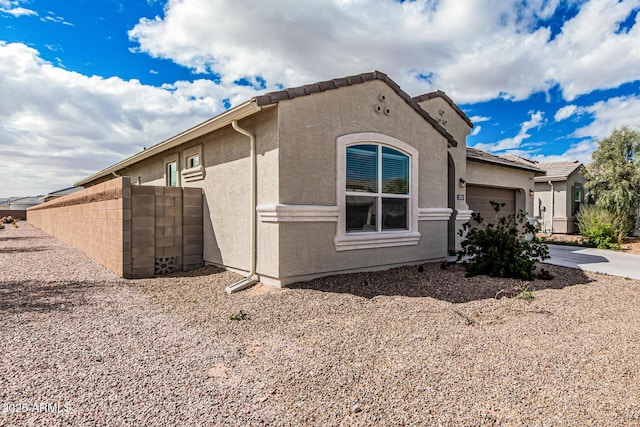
[466,185,515,223]
[465,148,543,225]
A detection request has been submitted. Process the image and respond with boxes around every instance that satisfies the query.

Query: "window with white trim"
[335,133,420,251]
[181,145,205,182]
[166,161,178,187]
[164,153,180,187]
[346,145,410,232]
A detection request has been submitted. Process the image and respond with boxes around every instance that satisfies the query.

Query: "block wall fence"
[27,177,203,278]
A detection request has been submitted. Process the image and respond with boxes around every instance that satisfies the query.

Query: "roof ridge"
[412,90,474,128]
[252,70,459,147]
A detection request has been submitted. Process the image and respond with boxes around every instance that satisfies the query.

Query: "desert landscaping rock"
[2,222,640,425]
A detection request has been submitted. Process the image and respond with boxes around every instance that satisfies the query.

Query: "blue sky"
[1,0,640,197]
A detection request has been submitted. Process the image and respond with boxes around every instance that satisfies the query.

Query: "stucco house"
[503,155,585,234]
[70,71,485,287]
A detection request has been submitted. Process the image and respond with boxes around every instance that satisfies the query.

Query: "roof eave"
[75,100,263,187]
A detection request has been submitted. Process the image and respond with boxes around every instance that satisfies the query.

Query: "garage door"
[466,185,515,224]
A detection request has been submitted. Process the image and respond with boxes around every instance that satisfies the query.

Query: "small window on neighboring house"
[166,161,178,187]
[573,185,582,215]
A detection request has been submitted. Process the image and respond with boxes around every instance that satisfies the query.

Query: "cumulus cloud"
[0,0,37,16]
[470,125,482,136]
[570,95,640,139]
[554,104,578,121]
[0,41,262,197]
[128,0,640,103]
[469,115,491,123]
[473,111,545,152]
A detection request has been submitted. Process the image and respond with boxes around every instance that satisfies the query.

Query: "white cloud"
[0,0,37,17]
[0,41,262,197]
[473,111,545,152]
[469,115,491,123]
[527,139,598,165]
[470,125,482,136]
[128,0,640,103]
[570,95,640,139]
[554,104,577,121]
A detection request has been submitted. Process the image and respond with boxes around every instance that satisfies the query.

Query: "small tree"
[457,202,549,280]
[584,126,640,237]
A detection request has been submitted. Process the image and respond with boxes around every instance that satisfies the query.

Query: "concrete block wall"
[28,177,203,278]
[28,178,131,277]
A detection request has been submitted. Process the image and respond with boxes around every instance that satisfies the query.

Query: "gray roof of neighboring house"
[8,196,44,205]
[253,70,458,147]
[47,186,83,197]
[533,161,583,182]
[467,147,544,174]
[412,90,475,128]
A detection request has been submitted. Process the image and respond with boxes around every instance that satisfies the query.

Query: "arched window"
[335,133,420,251]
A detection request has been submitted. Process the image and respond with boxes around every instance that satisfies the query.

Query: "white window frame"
[181,145,205,182]
[335,133,420,251]
[164,153,180,187]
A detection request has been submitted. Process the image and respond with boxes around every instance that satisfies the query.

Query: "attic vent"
[439,109,445,116]
[378,93,387,102]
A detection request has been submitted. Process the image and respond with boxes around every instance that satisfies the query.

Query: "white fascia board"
[75,100,262,186]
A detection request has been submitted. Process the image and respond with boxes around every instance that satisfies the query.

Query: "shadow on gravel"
[0,280,108,316]
[0,246,49,254]
[0,236,46,242]
[289,263,595,303]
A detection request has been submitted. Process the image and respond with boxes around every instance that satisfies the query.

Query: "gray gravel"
[2,222,640,426]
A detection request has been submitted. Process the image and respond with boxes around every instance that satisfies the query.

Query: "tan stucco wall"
[270,80,451,282]
[116,108,280,278]
[277,80,449,206]
[466,161,536,217]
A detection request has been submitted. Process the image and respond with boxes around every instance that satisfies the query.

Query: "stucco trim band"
[418,208,453,221]
[334,231,421,251]
[456,209,473,221]
[256,204,339,222]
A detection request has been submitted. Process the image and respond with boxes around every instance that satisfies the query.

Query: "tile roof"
[534,161,583,182]
[467,147,544,174]
[253,70,458,147]
[412,90,474,128]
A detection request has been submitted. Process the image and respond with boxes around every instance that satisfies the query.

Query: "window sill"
[334,231,420,251]
[181,165,205,182]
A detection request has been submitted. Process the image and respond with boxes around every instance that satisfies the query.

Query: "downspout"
[226,120,258,293]
[548,181,554,234]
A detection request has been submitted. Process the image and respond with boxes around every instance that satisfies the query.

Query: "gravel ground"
[2,222,640,426]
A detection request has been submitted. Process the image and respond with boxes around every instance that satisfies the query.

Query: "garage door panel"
[467,185,515,224]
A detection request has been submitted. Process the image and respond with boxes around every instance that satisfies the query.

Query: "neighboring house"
[44,186,83,202]
[74,71,477,286]
[535,161,585,234]
[9,196,44,210]
[502,155,586,234]
[466,148,543,227]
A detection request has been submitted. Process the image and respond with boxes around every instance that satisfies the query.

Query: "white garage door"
[466,185,516,224]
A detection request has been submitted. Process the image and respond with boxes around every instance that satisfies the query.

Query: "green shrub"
[457,202,550,280]
[577,205,632,249]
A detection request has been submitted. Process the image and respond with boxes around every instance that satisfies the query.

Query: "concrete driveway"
[545,244,640,280]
